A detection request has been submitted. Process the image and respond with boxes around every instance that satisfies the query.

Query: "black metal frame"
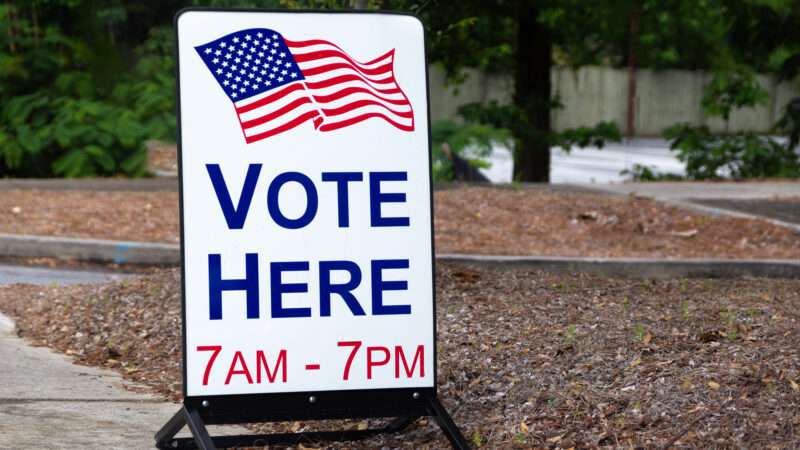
[160,7,468,449]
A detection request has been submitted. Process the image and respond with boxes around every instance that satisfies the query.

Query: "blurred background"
[1,0,799,184]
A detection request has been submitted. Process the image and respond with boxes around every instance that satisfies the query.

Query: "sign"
[176,9,434,399]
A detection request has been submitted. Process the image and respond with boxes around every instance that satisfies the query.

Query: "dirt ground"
[1,263,799,449]
[0,186,798,258]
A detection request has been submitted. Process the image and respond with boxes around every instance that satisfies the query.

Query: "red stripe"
[244,110,320,143]
[318,111,414,132]
[302,61,393,78]
[235,83,305,114]
[294,49,394,71]
[240,96,312,128]
[312,86,409,106]
[321,99,413,118]
[304,74,400,94]
[286,39,394,66]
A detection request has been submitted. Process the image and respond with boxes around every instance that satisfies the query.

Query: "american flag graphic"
[195,28,414,144]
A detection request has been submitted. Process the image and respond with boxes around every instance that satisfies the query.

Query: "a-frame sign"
[156,8,469,449]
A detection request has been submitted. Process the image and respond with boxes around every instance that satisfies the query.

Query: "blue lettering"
[371,259,411,315]
[270,261,312,318]
[206,164,261,229]
[319,260,365,316]
[208,253,260,320]
[369,172,410,227]
[267,172,318,229]
[321,172,363,227]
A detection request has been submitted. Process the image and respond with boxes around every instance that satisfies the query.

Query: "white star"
[276,59,283,66]
[237,50,243,56]
[232,37,239,43]
[226,72,232,78]
[234,57,240,63]
[262,44,268,50]
[290,72,297,78]
[243,62,250,67]
[220,42,227,47]
[270,49,277,55]
[215,50,221,56]
[240,69,246,75]
[225,53,232,59]
[272,34,277,39]
[245,34,251,40]
[269,73,275,79]
[265,37,271,43]
[239,87,245,92]
[212,58,219,64]
[256,32,263,38]
[204,48,211,54]
[232,84,238,89]
[277,76,284,82]
[249,47,257,53]
[243,80,249,86]
[223,80,229,86]
[231,65,237,71]
[284,62,291,68]
[279,52,285,58]
[260,69,267,75]
[253,40,259,46]
[221,61,229,67]
[232,92,237,98]
[281,69,287,75]
[267,55,274,61]
[258,52,264,57]
[273,41,279,47]
[248,72,254,78]
[235,76,241,82]
[241,42,248,48]
[245,54,252,60]
[272,66,279,72]
[256,77,262,82]
[266,80,272,86]
[216,68,223,74]
[254,59,261,64]
[251,84,259,90]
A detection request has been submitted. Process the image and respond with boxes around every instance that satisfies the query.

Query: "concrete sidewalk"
[579,181,800,231]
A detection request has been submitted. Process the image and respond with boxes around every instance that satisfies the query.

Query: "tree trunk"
[512,0,552,182]
[626,1,640,138]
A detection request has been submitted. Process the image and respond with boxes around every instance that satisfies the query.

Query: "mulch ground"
[1,263,799,449]
[0,186,798,258]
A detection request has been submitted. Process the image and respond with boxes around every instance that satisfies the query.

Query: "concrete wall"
[428,65,800,136]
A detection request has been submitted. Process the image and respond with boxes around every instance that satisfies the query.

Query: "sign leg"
[155,408,187,449]
[425,396,471,450]
[183,404,218,450]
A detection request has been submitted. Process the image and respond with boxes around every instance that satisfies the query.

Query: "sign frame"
[155,7,468,450]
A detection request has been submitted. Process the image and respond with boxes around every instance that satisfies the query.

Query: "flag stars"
[260,69,267,75]
[281,69,287,75]
[235,76,241,82]
[276,59,283,66]
[272,66,279,72]
[248,72,254,79]
[256,77,262,82]
[269,73,275,79]
[232,37,240,43]
[279,52,285,58]
[245,34,251,40]
[290,72,297,78]
[262,44,269,50]
[231,65,237,71]
[225,53,232,59]
[272,34,277,39]
[225,72,232,78]
[237,50,244,56]
[249,47,257,53]
[277,76,284,82]
[212,58,219,64]
[231,92,237,98]
[222,61,229,67]
[215,50,221,56]
[284,62,291,68]
[256,32,263,38]
[204,48,212,54]
[251,84,259,90]
[243,62,250,68]
[267,55,274,61]
[266,80,272,86]
[234,57,241,63]
[254,59,261,65]
[270,49,277,54]
[258,52,264,57]
[220,42,227,47]
[273,41,279,47]
[223,80,229,86]
[216,68,223,74]
[243,80,250,86]
[239,69,246,75]
[232,84,238,89]
[245,54,252,60]
[242,42,248,48]
[240,87,246,92]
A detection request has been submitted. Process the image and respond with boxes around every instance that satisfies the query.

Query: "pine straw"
[0,186,799,258]
[1,263,799,449]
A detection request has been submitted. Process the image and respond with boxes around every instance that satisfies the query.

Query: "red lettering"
[197,345,222,386]
[256,349,287,383]
[338,341,362,380]
[225,351,254,385]
[395,345,424,378]
[367,346,390,379]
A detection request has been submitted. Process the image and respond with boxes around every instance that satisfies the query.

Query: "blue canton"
[195,28,305,103]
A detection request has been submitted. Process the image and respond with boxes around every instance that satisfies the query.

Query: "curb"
[0,233,180,265]
[437,254,800,279]
[1,233,798,278]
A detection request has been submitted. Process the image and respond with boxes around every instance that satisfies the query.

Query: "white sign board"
[176,10,433,398]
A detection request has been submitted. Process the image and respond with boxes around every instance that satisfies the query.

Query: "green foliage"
[430,119,509,181]
[664,124,800,179]
[701,69,769,123]
[621,164,684,181]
